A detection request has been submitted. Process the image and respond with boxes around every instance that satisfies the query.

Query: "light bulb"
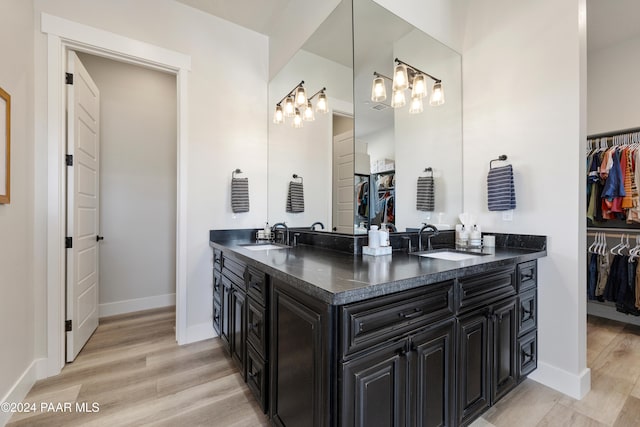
[284,95,295,117]
[292,109,303,128]
[315,92,328,113]
[429,82,445,106]
[273,105,284,124]
[391,89,406,108]
[371,76,387,102]
[303,100,315,121]
[295,86,307,107]
[411,74,427,99]
[392,63,409,91]
[409,95,423,114]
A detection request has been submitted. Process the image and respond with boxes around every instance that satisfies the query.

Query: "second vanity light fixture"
[273,80,329,128]
[371,58,444,113]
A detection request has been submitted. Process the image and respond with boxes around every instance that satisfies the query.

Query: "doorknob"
[96,235,104,242]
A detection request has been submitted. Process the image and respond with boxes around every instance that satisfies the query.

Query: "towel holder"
[232,168,243,179]
[489,155,508,169]
[423,167,433,177]
[292,174,303,184]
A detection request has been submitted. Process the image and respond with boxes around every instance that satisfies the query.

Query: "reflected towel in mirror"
[286,181,305,213]
[416,176,435,211]
[231,177,250,213]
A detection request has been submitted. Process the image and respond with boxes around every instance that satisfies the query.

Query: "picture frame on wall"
[0,86,10,204]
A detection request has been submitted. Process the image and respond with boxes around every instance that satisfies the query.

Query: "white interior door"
[66,51,100,362]
[333,130,354,234]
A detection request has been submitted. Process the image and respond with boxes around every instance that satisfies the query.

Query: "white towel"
[487,165,516,211]
[416,176,435,211]
[286,181,304,213]
[231,177,250,213]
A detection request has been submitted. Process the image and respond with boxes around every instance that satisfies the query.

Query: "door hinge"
[65,73,74,85]
[66,154,73,166]
[65,320,72,332]
[66,237,72,249]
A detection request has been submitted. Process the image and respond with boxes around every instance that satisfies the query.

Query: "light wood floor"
[8,310,640,426]
[7,307,268,427]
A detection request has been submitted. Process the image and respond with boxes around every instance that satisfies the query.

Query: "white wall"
[268,49,352,228]
[0,0,38,422]
[588,35,640,134]
[394,29,463,231]
[462,0,588,398]
[76,53,177,317]
[33,0,269,341]
[372,0,469,53]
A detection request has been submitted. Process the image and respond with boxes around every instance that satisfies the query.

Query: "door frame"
[42,13,191,376]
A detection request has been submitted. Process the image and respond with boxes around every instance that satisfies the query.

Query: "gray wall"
[78,53,177,316]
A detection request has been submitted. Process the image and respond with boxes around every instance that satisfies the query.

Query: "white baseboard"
[184,321,215,344]
[99,293,176,318]
[529,361,591,399]
[0,358,47,427]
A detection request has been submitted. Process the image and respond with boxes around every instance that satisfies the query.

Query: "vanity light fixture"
[273,80,328,127]
[371,58,444,114]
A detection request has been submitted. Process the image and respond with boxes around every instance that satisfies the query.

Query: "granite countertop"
[209,238,546,305]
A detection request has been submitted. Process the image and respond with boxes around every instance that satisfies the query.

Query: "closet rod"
[587,231,638,239]
[587,126,640,140]
[588,227,640,233]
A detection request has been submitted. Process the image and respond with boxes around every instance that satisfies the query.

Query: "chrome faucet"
[418,224,439,251]
[271,222,289,245]
[310,221,325,231]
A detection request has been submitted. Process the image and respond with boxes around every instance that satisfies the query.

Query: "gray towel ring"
[489,155,508,169]
[292,174,303,184]
[423,167,433,177]
[232,168,243,179]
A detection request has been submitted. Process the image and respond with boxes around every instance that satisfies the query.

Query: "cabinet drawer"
[213,300,221,335]
[518,289,537,336]
[213,270,222,303]
[247,297,267,358]
[246,344,267,413]
[457,267,516,314]
[247,266,268,306]
[517,261,537,292]
[341,280,454,359]
[222,254,247,287]
[213,249,222,272]
[517,331,537,381]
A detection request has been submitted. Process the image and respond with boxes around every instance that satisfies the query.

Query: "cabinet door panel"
[518,289,537,337]
[270,284,326,427]
[342,340,407,427]
[247,297,267,358]
[411,318,455,427]
[492,297,517,404]
[457,312,489,425]
[518,330,537,380]
[230,286,246,378]
[220,276,232,348]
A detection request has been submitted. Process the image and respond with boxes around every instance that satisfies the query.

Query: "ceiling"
[587,0,640,52]
[173,0,291,35]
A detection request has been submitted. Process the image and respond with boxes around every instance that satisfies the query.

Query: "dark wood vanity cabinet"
[213,251,270,411]
[270,279,333,427]
[212,245,540,427]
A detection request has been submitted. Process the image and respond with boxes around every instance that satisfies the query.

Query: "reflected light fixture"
[371,58,444,114]
[429,82,445,106]
[273,81,328,128]
[292,108,303,128]
[391,89,406,108]
[371,73,387,102]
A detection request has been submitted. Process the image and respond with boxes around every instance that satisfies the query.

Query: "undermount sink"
[413,250,487,261]
[240,243,291,251]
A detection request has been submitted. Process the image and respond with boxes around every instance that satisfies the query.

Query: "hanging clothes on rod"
[587,233,640,316]
[586,129,640,225]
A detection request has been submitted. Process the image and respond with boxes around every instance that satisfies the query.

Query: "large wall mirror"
[267,0,462,234]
